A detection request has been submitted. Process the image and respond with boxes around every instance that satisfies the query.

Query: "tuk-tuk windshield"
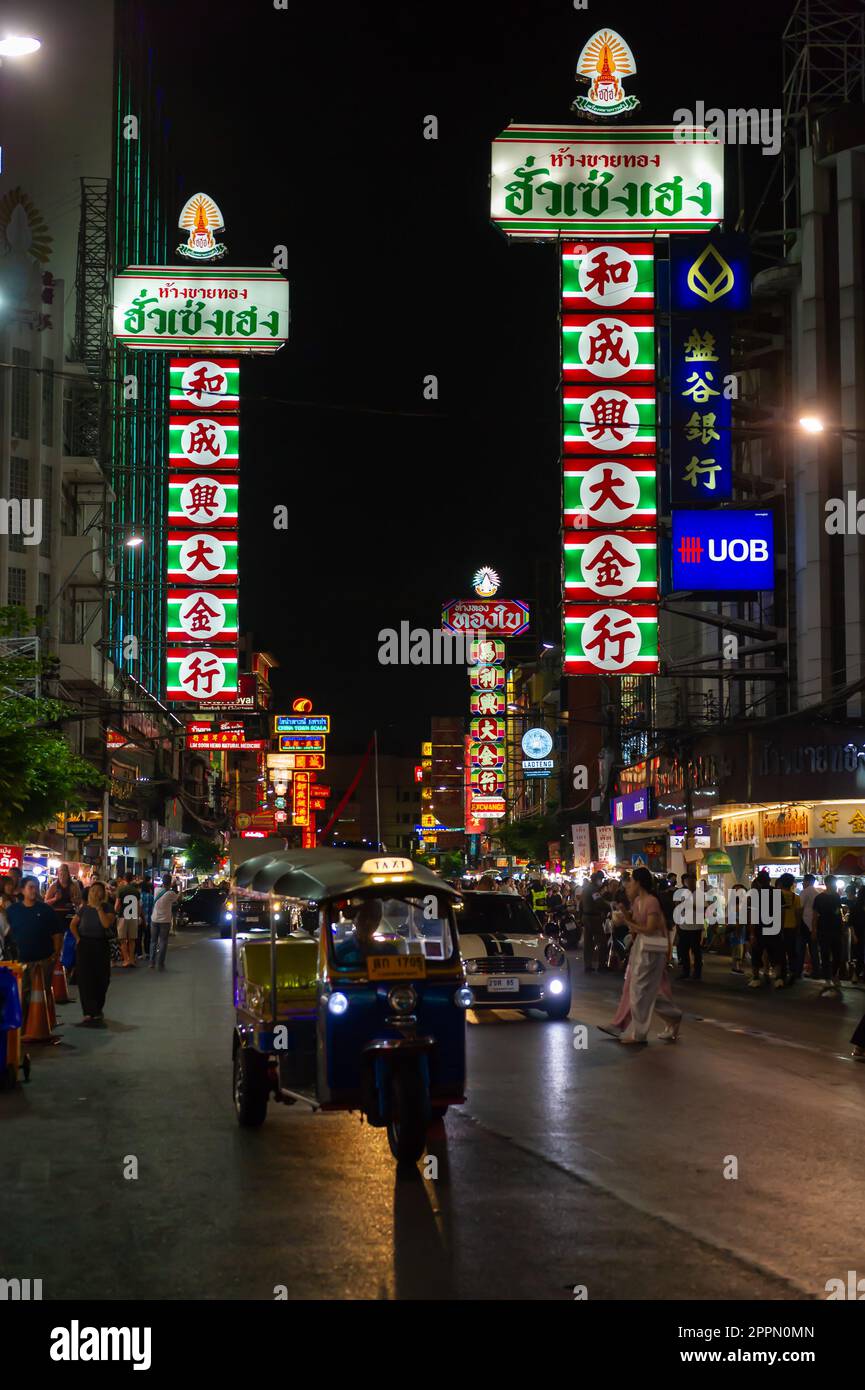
[328,895,454,969]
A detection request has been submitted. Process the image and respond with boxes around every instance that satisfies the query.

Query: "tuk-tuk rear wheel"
[386,1064,430,1165]
[233,1045,269,1128]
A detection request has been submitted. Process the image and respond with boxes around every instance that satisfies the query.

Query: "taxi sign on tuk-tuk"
[360,856,413,876]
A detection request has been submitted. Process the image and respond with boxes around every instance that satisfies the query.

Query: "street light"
[125,535,144,548]
[799,415,824,434]
[0,35,41,57]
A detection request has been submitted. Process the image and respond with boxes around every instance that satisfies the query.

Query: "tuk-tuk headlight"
[224,911,233,921]
[387,985,417,1014]
[328,992,349,1016]
[454,986,474,1008]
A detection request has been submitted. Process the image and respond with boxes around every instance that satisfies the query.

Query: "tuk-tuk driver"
[334,898,403,966]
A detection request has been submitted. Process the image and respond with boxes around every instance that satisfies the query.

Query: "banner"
[571,823,591,867]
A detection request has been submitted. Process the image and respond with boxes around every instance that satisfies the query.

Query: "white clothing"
[151,890,179,924]
[625,935,682,1042]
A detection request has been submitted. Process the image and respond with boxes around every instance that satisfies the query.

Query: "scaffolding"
[782,0,865,239]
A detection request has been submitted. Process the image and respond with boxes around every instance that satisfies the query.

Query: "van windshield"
[328,895,454,969]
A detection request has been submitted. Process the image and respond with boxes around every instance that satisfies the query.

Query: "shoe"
[657,1026,680,1042]
[820,985,836,996]
[748,977,763,988]
[149,962,155,970]
[852,1046,865,1060]
[773,977,786,989]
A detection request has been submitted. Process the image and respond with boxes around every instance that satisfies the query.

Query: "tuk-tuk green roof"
[233,847,459,903]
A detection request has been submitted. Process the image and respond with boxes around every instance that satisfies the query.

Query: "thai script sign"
[491,124,723,238]
[441,598,530,635]
[113,267,289,352]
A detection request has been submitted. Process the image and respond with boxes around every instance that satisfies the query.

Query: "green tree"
[493,808,562,863]
[0,606,103,839]
[184,835,223,876]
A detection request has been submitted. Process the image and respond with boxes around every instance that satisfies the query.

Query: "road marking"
[685,1012,858,1064]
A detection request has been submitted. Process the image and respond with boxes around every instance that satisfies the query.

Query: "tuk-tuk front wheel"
[386,1063,430,1165]
[233,1045,269,1128]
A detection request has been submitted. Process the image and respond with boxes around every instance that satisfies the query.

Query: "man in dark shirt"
[7,878,63,1014]
[581,871,608,972]
[813,875,845,997]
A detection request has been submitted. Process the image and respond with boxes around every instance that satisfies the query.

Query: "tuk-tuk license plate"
[367,956,427,979]
[488,977,519,992]
[244,916,259,923]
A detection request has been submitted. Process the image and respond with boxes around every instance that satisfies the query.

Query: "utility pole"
[374,729,381,850]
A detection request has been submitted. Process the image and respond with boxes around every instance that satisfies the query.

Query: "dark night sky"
[149,0,795,753]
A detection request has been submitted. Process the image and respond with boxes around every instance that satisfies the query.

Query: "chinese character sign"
[670,318,731,503]
[561,241,659,677]
[166,356,240,705]
[564,604,659,675]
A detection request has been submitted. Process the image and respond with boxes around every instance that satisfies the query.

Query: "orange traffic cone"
[51,957,70,1005]
[22,964,57,1044]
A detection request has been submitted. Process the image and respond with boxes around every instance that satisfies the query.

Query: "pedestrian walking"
[0,875,16,960]
[139,876,154,958]
[814,874,845,996]
[149,873,179,971]
[616,868,682,1044]
[797,873,821,978]
[69,882,116,1027]
[6,877,64,1018]
[676,872,703,981]
[851,884,865,983]
[580,871,608,972]
[776,872,802,987]
[114,874,141,968]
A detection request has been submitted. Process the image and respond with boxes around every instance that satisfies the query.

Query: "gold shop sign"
[721,816,758,846]
[810,804,865,840]
[762,808,809,841]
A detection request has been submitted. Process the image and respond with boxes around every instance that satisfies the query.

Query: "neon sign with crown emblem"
[572,29,639,119]
[177,192,227,262]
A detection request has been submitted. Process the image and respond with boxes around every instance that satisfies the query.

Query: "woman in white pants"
[617,867,682,1045]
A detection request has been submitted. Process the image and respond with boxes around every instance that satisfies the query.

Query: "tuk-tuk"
[231,848,470,1164]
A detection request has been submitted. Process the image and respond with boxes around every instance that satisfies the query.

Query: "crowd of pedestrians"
[0,864,181,1029]
[464,863,865,1056]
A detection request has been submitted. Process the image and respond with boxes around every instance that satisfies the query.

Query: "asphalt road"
[2,933,864,1301]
